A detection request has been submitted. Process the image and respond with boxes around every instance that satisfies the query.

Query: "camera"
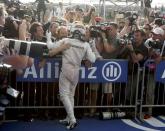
[100,111,126,120]
[89,23,111,38]
[148,40,162,49]
[118,34,134,45]
[89,25,102,38]
[117,38,133,45]
[128,13,138,26]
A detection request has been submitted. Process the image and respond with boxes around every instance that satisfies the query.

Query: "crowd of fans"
[0,0,165,129]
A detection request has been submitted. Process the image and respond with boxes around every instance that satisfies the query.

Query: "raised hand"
[46,30,54,49]
[46,30,52,41]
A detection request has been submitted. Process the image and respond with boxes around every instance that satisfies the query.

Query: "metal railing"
[2,60,140,121]
[139,60,165,121]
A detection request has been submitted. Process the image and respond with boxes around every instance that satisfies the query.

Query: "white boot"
[59,117,70,125]
[66,121,77,130]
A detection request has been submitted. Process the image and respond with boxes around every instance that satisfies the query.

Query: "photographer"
[0,6,33,122]
[144,27,164,117]
[0,6,33,70]
[119,13,139,38]
[126,29,148,64]
[102,22,122,55]
[119,29,147,106]
[101,22,124,108]
[145,27,164,63]
[153,25,165,116]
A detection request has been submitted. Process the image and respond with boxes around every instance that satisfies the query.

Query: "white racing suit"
[48,38,96,123]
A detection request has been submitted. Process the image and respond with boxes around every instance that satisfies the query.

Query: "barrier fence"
[0,59,165,121]
[139,60,165,120]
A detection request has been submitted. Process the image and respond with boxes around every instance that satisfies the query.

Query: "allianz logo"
[102,62,121,82]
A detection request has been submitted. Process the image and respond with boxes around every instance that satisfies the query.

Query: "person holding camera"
[0,6,35,121]
[145,27,164,63]
[101,22,124,108]
[144,27,164,117]
[126,29,148,64]
[102,22,122,57]
[0,8,33,70]
[153,25,165,116]
[120,13,139,39]
[124,29,148,104]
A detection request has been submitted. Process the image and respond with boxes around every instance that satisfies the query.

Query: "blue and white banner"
[16,59,128,83]
[156,61,165,83]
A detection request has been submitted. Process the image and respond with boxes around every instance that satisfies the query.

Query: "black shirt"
[130,42,148,73]
[133,42,148,60]
[32,36,55,43]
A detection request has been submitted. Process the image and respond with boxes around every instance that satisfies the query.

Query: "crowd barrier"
[1,59,164,121]
[139,60,165,120]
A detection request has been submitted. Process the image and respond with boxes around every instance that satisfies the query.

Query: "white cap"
[152,27,164,36]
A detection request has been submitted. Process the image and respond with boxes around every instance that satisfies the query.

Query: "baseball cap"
[152,27,164,36]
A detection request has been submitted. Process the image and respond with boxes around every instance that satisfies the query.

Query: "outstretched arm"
[49,43,70,57]
[85,43,96,63]
[46,31,71,56]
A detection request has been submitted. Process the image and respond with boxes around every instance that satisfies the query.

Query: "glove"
[46,30,54,49]
[46,30,52,41]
